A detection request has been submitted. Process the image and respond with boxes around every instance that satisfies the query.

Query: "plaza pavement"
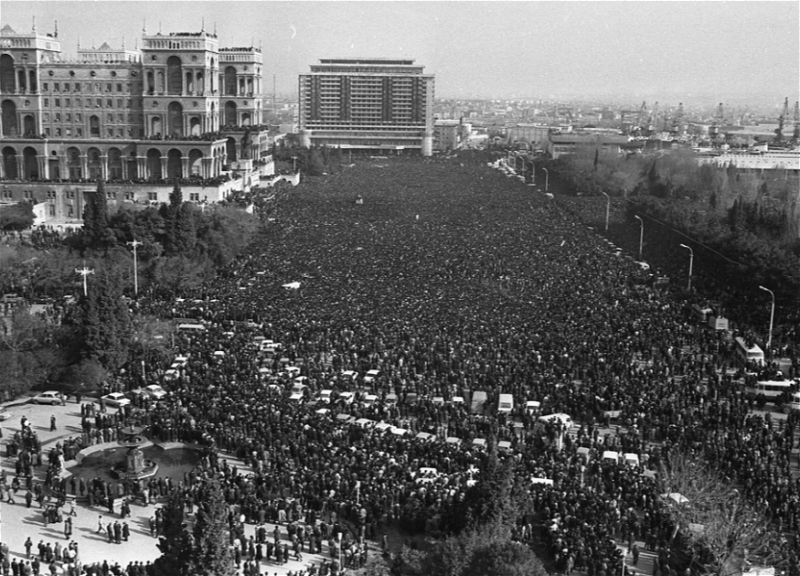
[0,397,340,576]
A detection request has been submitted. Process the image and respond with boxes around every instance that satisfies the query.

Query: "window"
[117,83,122,92]
[106,83,112,92]
[54,82,60,92]
[96,99,102,108]
[55,128,62,136]
[55,113,61,122]
[65,128,72,136]
[47,190,56,200]
[65,98,70,107]
[75,83,80,91]
[1,190,11,199]
[148,192,158,201]
[49,205,56,217]
[66,191,75,199]
[76,128,82,136]
[43,113,50,122]
[75,99,81,108]
[189,193,200,201]
[68,206,74,217]
[65,113,71,122]
[107,128,113,137]
[42,82,48,91]
[44,98,49,106]
[54,98,60,107]
[45,127,51,136]
[107,99,113,108]
[118,128,124,137]
[24,191,33,200]
[125,192,134,201]
[76,113,81,122]
[117,99,122,108]
[106,191,114,200]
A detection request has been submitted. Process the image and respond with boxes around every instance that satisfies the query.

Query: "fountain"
[113,424,158,480]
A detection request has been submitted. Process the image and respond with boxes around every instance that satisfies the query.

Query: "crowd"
[2,152,799,576]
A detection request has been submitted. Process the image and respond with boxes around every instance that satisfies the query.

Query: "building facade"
[0,22,273,224]
[298,58,434,155]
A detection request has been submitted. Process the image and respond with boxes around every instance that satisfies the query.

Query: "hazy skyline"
[3,1,798,105]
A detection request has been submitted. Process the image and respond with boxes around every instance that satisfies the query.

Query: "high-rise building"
[298,58,434,156]
[0,22,273,224]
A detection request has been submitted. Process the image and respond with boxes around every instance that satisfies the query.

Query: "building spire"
[201,17,205,32]
[32,16,37,33]
[54,20,58,38]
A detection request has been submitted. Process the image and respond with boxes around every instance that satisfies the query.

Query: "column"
[37,155,49,180]
[58,156,67,180]
[100,155,108,181]
[0,158,5,179]
[160,157,169,180]
[80,155,89,179]
[17,156,25,180]
[120,161,128,181]
[137,157,147,179]
[181,157,190,178]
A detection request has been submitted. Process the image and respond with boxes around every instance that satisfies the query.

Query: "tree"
[152,489,196,576]
[0,202,35,231]
[74,265,132,372]
[657,451,782,576]
[82,180,114,251]
[190,480,237,576]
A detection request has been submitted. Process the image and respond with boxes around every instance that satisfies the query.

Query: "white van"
[746,379,792,401]
[785,392,800,412]
[735,337,765,366]
[497,394,514,414]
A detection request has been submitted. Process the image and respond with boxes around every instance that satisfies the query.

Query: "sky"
[3,0,798,105]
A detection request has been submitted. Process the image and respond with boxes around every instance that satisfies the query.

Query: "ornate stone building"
[0,22,272,223]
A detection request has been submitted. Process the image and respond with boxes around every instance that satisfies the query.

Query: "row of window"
[2,189,200,202]
[43,113,140,123]
[42,82,137,93]
[43,98,141,109]
[43,127,140,138]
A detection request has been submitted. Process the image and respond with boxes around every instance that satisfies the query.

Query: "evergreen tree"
[191,480,237,576]
[82,180,114,251]
[169,179,183,209]
[152,489,196,576]
[76,266,131,372]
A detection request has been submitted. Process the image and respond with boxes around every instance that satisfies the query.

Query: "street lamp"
[542,167,549,193]
[759,285,775,357]
[602,192,610,232]
[75,263,95,297]
[127,239,142,296]
[291,156,298,172]
[679,243,694,291]
[634,215,643,257]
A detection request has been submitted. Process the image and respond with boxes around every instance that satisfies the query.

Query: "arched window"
[146,149,162,181]
[224,101,237,126]
[108,147,122,180]
[226,136,237,163]
[23,114,35,136]
[224,66,236,96]
[185,71,193,95]
[87,147,102,180]
[241,112,251,127]
[189,116,201,137]
[0,54,15,93]
[151,116,162,137]
[16,70,26,92]
[22,147,38,180]
[2,146,18,179]
[167,56,182,95]
[188,149,203,176]
[168,102,183,137]
[66,147,82,180]
[2,100,18,136]
[146,71,155,95]
[167,149,182,180]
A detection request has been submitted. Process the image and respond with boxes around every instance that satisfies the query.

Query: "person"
[25,537,32,558]
[50,416,56,432]
[632,543,640,566]
[64,517,72,540]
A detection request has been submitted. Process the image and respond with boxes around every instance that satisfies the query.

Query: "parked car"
[0,408,12,421]
[32,391,65,406]
[101,392,131,408]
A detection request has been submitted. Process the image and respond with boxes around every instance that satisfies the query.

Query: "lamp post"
[127,239,142,296]
[542,167,549,192]
[679,243,694,291]
[634,215,643,256]
[759,285,775,357]
[291,156,298,172]
[602,192,610,232]
[75,263,95,297]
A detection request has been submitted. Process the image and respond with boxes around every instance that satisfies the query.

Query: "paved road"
[0,397,337,576]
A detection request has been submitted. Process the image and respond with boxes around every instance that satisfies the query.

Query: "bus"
[745,379,792,401]
[734,337,764,366]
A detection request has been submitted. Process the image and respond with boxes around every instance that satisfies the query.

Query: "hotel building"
[298,58,434,155]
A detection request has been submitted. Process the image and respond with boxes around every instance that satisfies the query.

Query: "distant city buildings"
[298,58,435,155]
[0,22,274,226]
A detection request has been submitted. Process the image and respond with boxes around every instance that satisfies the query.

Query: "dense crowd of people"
[2,151,799,576]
